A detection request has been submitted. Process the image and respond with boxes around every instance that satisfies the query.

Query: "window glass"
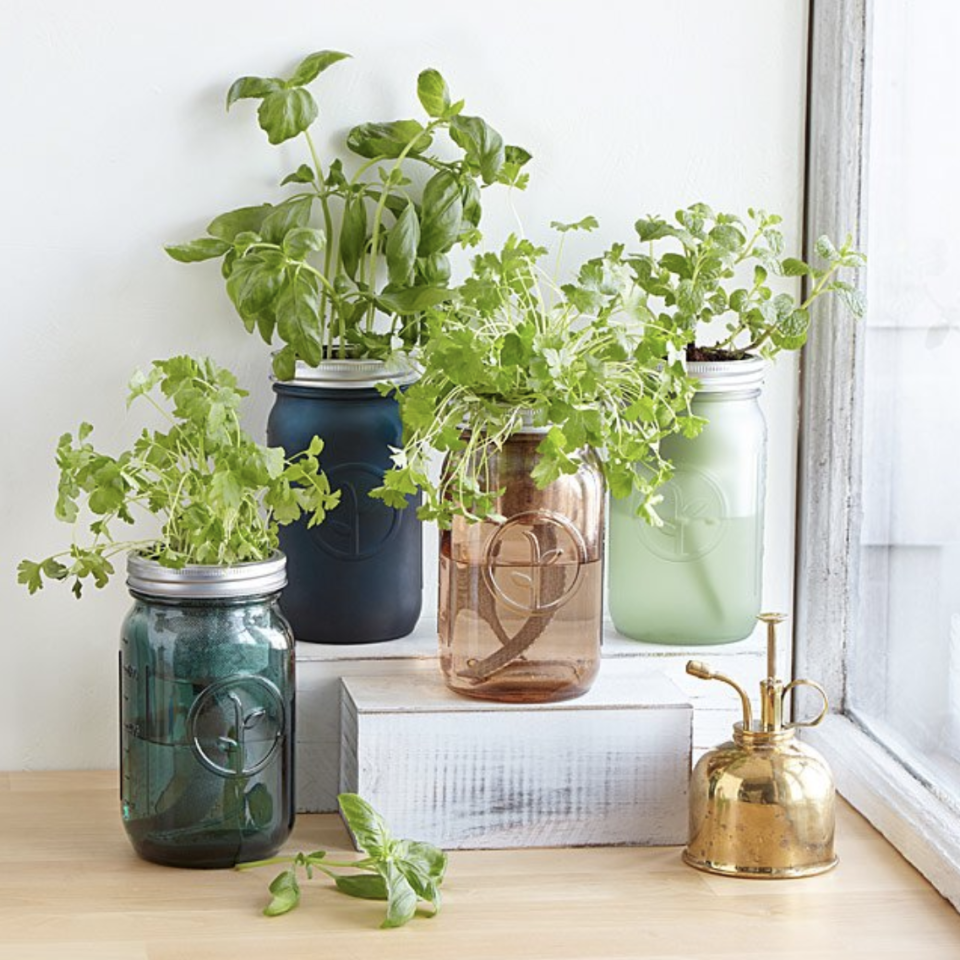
[850,0,960,802]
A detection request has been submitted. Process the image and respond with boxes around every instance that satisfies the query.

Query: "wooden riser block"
[340,672,692,849]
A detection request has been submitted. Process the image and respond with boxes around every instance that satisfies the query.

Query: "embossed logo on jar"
[310,462,399,560]
[188,676,284,779]
[637,467,728,562]
[482,510,587,614]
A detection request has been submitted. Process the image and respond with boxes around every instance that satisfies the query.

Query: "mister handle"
[783,678,829,729]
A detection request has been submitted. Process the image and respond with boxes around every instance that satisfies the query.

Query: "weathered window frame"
[795,0,960,909]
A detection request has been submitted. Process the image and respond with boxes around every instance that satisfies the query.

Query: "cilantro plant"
[371,223,701,528]
[626,204,866,361]
[18,356,340,597]
[166,51,531,379]
[238,793,446,929]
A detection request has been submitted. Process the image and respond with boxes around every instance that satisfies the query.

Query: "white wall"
[0,0,808,769]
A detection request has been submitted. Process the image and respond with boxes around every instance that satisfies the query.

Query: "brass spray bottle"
[683,613,837,878]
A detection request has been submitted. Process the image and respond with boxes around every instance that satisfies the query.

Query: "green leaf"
[635,217,674,242]
[276,272,322,366]
[257,88,318,144]
[207,205,272,242]
[225,253,285,319]
[386,203,420,286]
[261,196,314,244]
[417,68,451,118]
[815,235,838,261]
[264,868,300,917]
[346,120,432,159]
[272,345,297,381]
[280,164,316,186]
[246,782,274,829]
[226,76,281,109]
[781,257,811,277]
[461,178,482,227]
[418,170,463,256]
[449,115,505,184]
[282,227,325,260]
[334,874,389,901]
[17,560,45,594]
[164,238,231,263]
[551,215,599,234]
[377,285,451,315]
[771,307,810,351]
[338,793,392,857]
[287,50,350,87]
[340,196,367,280]
[379,862,418,929]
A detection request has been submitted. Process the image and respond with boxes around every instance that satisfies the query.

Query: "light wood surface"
[1,771,959,959]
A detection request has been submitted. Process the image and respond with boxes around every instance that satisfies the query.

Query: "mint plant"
[371,222,701,528]
[625,204,866,360]
[18,356,340,596]
[238,793,446,929]
[166,51,531,378]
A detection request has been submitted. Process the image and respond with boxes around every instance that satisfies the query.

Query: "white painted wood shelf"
[295,619,767,813]
[341,671,691,849]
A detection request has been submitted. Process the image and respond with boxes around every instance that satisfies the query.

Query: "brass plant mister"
[683,613,837,879]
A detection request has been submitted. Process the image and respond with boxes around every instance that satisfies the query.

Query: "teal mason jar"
[609,357,766,645]
[120,554,295,867]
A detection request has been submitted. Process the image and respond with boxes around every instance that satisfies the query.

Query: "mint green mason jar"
[609,357,766,645]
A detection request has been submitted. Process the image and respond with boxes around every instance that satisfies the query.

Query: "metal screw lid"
[126,552,287,600]
[687,355,766,393]
[281,355,419,390]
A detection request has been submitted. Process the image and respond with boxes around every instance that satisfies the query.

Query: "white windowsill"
[806,713,960,911]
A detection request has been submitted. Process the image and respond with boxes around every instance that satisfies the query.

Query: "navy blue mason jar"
[120,554,295,868]
[266,357,422,644]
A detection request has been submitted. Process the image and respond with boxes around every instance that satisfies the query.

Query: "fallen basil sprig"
[237,793,447,929]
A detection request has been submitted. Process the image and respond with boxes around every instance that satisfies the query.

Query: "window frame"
[796,0,960,909]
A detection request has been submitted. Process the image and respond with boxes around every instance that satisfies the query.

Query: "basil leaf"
[346,120,432,159]
[225,252,285,319]
[280,164,316,186]
[226,76,281,109]
[338,793,392,857]
[282,227,325,260]
[207,205,272,241]
[461,179,482,228]
[340,196,367,280]
[261,196,314,244]
[418,252,451,285]
[378,862,418,929]
[417,68,451,118]
[272,344,297,382]
[418,170,463,256]
[164,238,231,263]
[264,868,300,917]
[276,272,322,366]
[287,50,350,87]
[450,115,505,185]
[257,88,318,145]
[334,874,389,901]
[386,203,420,286]
[377,285,451,315]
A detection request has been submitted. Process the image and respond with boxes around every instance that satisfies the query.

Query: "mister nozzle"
[686,661,715,680]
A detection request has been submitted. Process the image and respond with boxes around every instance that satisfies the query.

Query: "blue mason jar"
[120,554,295,868]
[266,358,422,644]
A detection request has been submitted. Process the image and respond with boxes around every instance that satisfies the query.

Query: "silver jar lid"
[687,355,766,393]
[126,553,287,599]
[281,355,419,390]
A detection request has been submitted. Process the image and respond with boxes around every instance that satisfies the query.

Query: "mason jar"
[439,429,605,702]
[609,357,766,644]
[267,356,422,644]
[120,554,295,868]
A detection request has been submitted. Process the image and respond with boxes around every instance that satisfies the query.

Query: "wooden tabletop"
[1,771,959,959]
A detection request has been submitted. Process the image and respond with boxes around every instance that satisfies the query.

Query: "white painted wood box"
[339,671,692,849]
[295,620,768,814]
